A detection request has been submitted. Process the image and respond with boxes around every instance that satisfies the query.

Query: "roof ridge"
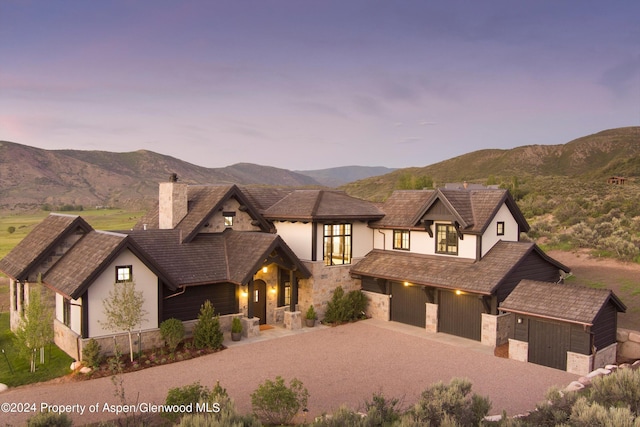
[311,190,324,217]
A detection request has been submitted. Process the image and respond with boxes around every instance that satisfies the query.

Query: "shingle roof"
[500,279,626,325]
[262,190,384,221]
[371,190,434,228]
[43,230,128,299]
[350,241,565,295]
[0,214,92,280]
[240,186,292,211]
[127,229,310,287]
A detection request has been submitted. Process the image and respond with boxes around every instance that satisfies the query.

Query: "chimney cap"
[169,173,179,182]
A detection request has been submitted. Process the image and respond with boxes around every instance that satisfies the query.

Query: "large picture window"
[323,223,352,265]
[393,230,410,250]
[436,224,458,255]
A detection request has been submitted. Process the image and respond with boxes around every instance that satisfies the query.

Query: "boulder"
[565,381,585,392]
[629,331,640,343]
[70,361,82,370]
[617,329,630,342]
[79,367,92,374]
[0,383,8,393]
[587,368,611,378]
[618,341,640,361]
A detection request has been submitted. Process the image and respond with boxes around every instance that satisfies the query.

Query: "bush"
[26,411,73,427]
[401,377,491,427]
[251,376,309,425]
[364,391,403,426]
[305,305,317,320]
[160,318,185,353]
[7,226,15,234]
[163,382,211,422]
[193,300,223,350]
[324,287,367,324]
[82,338,103,369]
[231,317,243,334]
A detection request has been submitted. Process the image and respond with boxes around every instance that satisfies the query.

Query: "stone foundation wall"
[508,339,528,362]
[617,328,640,361]
[481,313,512,347]
[298,260,361,321]
[567,351,594,376]
[362,290,390,321]
[593,343,617,371]
[426,303,438,333]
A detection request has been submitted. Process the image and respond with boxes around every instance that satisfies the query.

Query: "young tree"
[100,281,148,362]
[14,283,54,372]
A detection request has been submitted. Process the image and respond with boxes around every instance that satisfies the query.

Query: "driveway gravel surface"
[1,319,578,425]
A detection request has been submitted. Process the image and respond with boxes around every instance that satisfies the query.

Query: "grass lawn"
[0,312,74,387]
[0,208,146,259]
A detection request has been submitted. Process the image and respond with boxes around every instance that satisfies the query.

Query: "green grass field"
[0,208,146,260]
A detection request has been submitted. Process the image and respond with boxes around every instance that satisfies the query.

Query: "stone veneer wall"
[426,303,438,333]
[297,260,361,321]
[362,290,390,321]
[481,313,513,347]
[567,351,594,376]
[593,343,617,372]
[508,339,528,362]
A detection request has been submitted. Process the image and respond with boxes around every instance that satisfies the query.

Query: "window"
[323,223,352,265]
[393,230,410,250]
[63,299,71,327]
[497,221,505,236]
[223,211,235,227]
[436,224,458,255]
[116,265,132,283]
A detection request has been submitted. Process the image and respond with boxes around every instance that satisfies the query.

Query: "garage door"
[390,282,429,327]
[528,319,570,370]
[438,290,484,341]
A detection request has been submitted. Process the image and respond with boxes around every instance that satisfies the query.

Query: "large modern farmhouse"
[0,177,625,374]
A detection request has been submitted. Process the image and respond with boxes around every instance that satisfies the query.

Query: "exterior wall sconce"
[241,291,248,298]
[403,281,410,287]
[262,266,268,273]
[455,290,462,295]
[270,286,277,294]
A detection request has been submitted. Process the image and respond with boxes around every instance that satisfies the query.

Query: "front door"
[251,279,267,324]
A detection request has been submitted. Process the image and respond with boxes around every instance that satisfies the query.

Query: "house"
[501,279,626,375]
[0,179,624,374]
[350,188,571,346]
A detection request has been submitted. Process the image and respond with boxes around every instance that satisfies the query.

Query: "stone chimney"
[159,174,188,229]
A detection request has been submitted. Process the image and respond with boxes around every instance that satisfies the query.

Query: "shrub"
[364,391,403,426]
[401,377,491,427]
[305,305,317,320]
[251,376,309,425]
[231,317,243,334]
[82,338,103,369]
[324,287,367,324]
[193,300,223,350]
[163,382,211,422]
[7,226,15,234]
[26,411,73,427]
[313,406,365,426]
[160,318,185,353]
[587,367,640,415]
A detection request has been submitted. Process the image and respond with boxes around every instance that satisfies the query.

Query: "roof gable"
[371,190,434,228]
[0,214,92,281]
[500,279,626,325]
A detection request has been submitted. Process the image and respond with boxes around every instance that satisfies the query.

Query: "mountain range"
[0,126,638,211]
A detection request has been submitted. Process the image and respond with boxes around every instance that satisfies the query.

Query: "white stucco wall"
[371,226,476,259]
[352,221,374,258]
[481,203,520,256]
[86,249,159,337]
[273,221,313,260]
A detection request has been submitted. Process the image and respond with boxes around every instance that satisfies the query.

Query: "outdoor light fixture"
[455,290,462,295]
[404,281,410,287]
[262,266,268,273]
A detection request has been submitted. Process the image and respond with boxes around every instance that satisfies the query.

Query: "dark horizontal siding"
[497,251,562,303]
[162,283,238,322]
[569,324,591,355]
[514,316,529,341]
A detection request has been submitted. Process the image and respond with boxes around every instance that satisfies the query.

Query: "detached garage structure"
[501,280,626,375]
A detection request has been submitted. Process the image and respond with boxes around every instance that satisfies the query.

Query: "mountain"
[296,165,396,187]
[341,127,640,201]
[0,142,322,211]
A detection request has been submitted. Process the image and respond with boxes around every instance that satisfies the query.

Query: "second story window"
[116,265,133,283]
[497,221,505,236]
[393,230,410,250]
[436,224,458,255]
[323,223,352,265]
[223,211,235,227]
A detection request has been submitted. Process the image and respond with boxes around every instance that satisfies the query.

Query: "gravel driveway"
[1,319,578,425]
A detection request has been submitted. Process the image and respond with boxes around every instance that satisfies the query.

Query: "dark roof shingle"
[263,190,384,221]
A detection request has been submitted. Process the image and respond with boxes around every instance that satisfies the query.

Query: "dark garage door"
[390,282,429,327]
[528,319,570,370]
[438,290,484,341]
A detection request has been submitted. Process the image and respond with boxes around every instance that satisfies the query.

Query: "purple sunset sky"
[1,1,638,170]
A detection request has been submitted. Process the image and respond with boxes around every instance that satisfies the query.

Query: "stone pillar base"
[426,303,438,333]
[284,311,302,330]
[242,317,260,338]
[508,339,528,362]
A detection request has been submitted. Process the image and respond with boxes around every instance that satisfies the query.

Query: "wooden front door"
[251,279,267,325]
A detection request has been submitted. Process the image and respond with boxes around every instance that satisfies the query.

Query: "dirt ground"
[547,249,640,331]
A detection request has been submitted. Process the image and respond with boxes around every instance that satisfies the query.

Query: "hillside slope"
[341,127,640,201]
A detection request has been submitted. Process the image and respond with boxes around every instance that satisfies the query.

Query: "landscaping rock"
[70,361,82,370]
[0,383,7,393]
[578,376,592,386]
[586,368,611,378]
[80,367,92,374]
[617,329,630,342]
[565,381,585,392]
[629,331,640,343]
[618,341,640,361]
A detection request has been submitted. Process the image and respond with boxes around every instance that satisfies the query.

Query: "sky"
[1,1,639,170]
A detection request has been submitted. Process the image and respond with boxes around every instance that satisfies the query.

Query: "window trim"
[435,223,458,255]
[497,221,505,236]
[63,298,71,327]
[223,211,236,227]
[392,230,410,250]
[115,265,133,283]
[323,223,352,266]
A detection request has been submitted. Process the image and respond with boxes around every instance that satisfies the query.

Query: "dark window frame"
[115,265,133,283]
[323,223,352,266]
[223,211,236,227]
[435,223,458,255]
[393,230,410,250]
[497,221,505,236]
[63,298,71,327]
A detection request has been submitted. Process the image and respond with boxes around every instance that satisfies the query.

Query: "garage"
[438,290,485,341]
[527,318,571,370]
[390,281,430,328]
